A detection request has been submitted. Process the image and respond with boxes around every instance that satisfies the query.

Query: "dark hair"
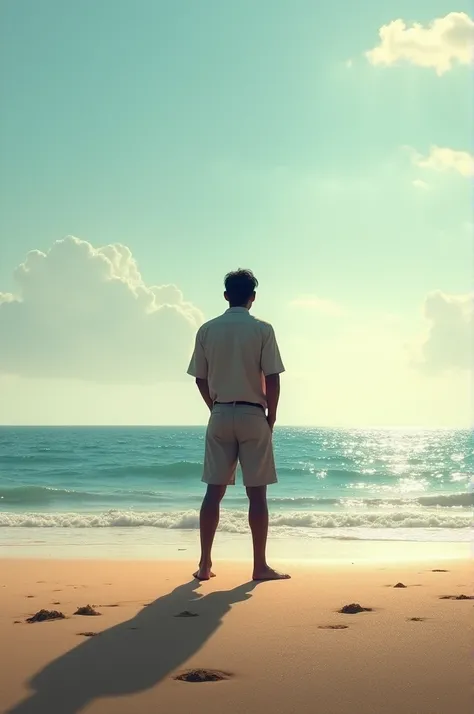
[224,269,258,306]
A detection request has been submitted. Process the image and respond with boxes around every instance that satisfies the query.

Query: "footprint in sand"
[174,669,232,682]
[77,631,100,637]
[407,617,426,622]
[318,624,349,630]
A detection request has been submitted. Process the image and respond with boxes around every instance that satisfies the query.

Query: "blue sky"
[0,1,471,426]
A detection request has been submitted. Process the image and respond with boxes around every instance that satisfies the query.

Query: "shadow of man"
[8,578,258,714]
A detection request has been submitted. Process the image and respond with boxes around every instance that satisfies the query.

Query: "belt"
[214,401,264,410]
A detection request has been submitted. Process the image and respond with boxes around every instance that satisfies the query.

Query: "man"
[187,269,290,582]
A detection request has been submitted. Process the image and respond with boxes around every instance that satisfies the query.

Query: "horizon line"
[0,424,469,431]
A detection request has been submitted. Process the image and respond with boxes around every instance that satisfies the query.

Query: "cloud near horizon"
[0,236,203,383]
[288,289,471,378]
[415,291,473,373]
[0,239,470,397]
[366,12,474,74]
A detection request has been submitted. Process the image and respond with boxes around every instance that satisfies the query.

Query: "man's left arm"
[195,378,213,412]
[187,330,213,412]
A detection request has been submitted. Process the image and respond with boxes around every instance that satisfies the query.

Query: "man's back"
[187,306,284,408]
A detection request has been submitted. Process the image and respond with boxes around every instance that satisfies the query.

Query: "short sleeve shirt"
[187,307,285,407]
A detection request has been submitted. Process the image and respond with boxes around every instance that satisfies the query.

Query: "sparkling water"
[0,427,471,553]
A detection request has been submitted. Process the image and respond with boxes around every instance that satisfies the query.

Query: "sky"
[0,1,472,427]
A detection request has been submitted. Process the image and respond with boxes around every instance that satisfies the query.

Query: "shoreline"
[0,530,469,562]
[1,556,471,714]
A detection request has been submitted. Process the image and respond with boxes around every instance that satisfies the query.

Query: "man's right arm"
[187,328,212,411]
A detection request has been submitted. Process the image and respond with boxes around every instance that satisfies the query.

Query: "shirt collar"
[225,307,249,314]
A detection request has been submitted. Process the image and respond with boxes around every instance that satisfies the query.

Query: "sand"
[0,557,471,714]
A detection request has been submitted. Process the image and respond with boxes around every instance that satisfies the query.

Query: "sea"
[0,427,472,561]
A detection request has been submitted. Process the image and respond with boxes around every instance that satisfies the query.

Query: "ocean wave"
[0,485,172,506]
[0,453,77,465]
[359,492,473,508]
[95,463,370,481]
[0,509,470,530]
[96,461,204,479]
[1,484,472,509]
[266,496,340,505]
[0,486,94,505]
[268,493,474,508]
[415,493,473,508]
[276,467,382,480]
[2,455,469,487]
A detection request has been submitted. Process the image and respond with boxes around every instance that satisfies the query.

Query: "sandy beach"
[0,557,471,714]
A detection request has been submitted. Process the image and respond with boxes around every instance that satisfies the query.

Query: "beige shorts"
[203,403,277,487]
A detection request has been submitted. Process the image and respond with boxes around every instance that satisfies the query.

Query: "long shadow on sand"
[8,578,258,714]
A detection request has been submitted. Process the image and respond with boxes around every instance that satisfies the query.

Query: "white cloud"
[412,179,430,190]
[411,146,474,177]
[290,295,344,316]
[0,292,14,304]
[283,309,469,428]
[415,290,473,373]
[0,236,203,383]
[366,12,474,74]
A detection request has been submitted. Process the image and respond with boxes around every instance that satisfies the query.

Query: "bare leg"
[193,484,227,580]
[247,486,290,580]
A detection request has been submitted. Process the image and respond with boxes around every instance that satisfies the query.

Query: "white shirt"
[187,307,285,408]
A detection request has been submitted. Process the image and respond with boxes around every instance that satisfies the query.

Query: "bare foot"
[253,566,291,581]
[193,565,216,581]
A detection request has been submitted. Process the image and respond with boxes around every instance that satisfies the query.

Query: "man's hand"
[195,378,214,412]
[265,373,280,433]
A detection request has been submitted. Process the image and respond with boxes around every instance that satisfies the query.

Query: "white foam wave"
[0,509,470,531]
[415,492,473,508]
